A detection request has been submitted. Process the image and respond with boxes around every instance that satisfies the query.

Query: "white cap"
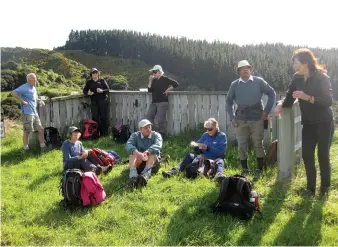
[149,65,163,73]
[237,60,252,70]
[138,119,152,128]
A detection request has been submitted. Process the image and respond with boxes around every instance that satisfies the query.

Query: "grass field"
[1,120,337,246]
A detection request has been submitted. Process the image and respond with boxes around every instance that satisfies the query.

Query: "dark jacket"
[83,79,109,101]
[282,71,333,124]
[148,75,179,103]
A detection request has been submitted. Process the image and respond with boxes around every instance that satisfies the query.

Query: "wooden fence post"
[277,106,295,180]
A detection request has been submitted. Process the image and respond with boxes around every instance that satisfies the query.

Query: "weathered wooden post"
[277,106,295,180]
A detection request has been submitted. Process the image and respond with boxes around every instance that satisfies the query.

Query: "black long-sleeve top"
[83,79,110,101]
[282,71,333,124]
[148,76,179,103]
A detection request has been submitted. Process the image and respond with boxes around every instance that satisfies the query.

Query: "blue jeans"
[178,153,224,173]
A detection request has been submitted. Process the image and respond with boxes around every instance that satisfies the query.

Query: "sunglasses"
[152,70,159,74]
[92,71,98,74]
[205,128,214,131]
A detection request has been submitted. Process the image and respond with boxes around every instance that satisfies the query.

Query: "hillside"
[1,47,180,119]
[1,47,168,93]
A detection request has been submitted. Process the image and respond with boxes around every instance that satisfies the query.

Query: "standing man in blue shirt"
[12,73,46,151]
[226,60,276,180]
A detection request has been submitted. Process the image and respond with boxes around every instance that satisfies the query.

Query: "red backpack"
[82,120,99,140]
[88,148,116,167]
[81,171,106,206]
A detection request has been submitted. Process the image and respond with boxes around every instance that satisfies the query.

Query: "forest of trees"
[61,29,338,97]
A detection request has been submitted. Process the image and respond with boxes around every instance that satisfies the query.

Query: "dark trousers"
[178,153,224,173]
[329,121,335,150]
[64,158,97,172]
[91,99,109,136]
[302,121,333,192]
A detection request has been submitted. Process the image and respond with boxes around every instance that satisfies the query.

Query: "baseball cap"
[68,126,80,135]
[138,119,152,128]
[149,65,163,73]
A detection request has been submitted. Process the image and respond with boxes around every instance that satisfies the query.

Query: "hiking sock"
[24,145,29,150]
[141,168,152,181]
[257,157,264,170]
[40,143,46,148]
[129,168,138,178]
[240,159,248,170]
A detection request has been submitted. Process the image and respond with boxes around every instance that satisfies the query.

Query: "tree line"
[60,29,338,98]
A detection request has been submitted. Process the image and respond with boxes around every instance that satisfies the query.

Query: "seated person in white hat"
[125,119,163,185]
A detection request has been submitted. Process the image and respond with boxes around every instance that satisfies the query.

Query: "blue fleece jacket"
[125,131,162,155]
[195,131,227,160]
[61,140,85,167]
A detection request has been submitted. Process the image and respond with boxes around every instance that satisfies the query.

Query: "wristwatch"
[307,95,312,102]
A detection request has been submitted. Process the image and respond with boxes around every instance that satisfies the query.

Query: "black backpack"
[44,127,62,150]
[112,125,131,144]
[211,175,262,220]
[60,169,83,210]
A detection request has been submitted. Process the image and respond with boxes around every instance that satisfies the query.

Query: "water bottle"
[250,191,260,210]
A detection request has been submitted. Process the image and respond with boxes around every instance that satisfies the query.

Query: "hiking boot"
[141,168,152,181]
[95,166,103,176]
[136,175,148,187]
[128,176,138,186]
[162,167,179,178]
[213,172,226,183]
[319,186,329,199]
[301,189,315,198]
[253,169,262,181]
[241,169,250,177]
[102,165,113,174]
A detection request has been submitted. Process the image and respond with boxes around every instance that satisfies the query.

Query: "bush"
[1,96,21,119]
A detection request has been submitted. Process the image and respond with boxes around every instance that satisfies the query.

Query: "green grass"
[1,122,337,246]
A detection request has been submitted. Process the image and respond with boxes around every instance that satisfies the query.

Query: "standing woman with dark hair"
[275,48,334,198]
[83,68,110,136]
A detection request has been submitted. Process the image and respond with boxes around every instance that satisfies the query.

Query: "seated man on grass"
[162,118,227,182]
[125,119,163,186]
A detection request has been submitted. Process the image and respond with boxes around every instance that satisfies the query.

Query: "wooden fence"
[37,90,301,180]
[38,91,283,143]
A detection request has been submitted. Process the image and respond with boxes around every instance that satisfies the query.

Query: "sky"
[1,0,337,50]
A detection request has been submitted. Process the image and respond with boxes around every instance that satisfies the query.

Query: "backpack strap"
[236,177,246,198]
[215,176,231,207]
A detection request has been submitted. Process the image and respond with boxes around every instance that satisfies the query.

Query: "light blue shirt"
[13,83,38,116]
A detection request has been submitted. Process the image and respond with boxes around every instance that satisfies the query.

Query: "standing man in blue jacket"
[226,60,276,180]
[125,119,163,186]
[162,118,227,182]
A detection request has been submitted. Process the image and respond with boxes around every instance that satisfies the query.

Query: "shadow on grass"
[235,179,292,245]
[160,189,236,246]
[27,169,62,190]
[272,199,324,245]
[1,147,44,166]
[102,166,133,196]
[161,177,292,246]
[30,201,94,229]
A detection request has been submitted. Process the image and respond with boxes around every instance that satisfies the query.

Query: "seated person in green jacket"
[125,119,163,186]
